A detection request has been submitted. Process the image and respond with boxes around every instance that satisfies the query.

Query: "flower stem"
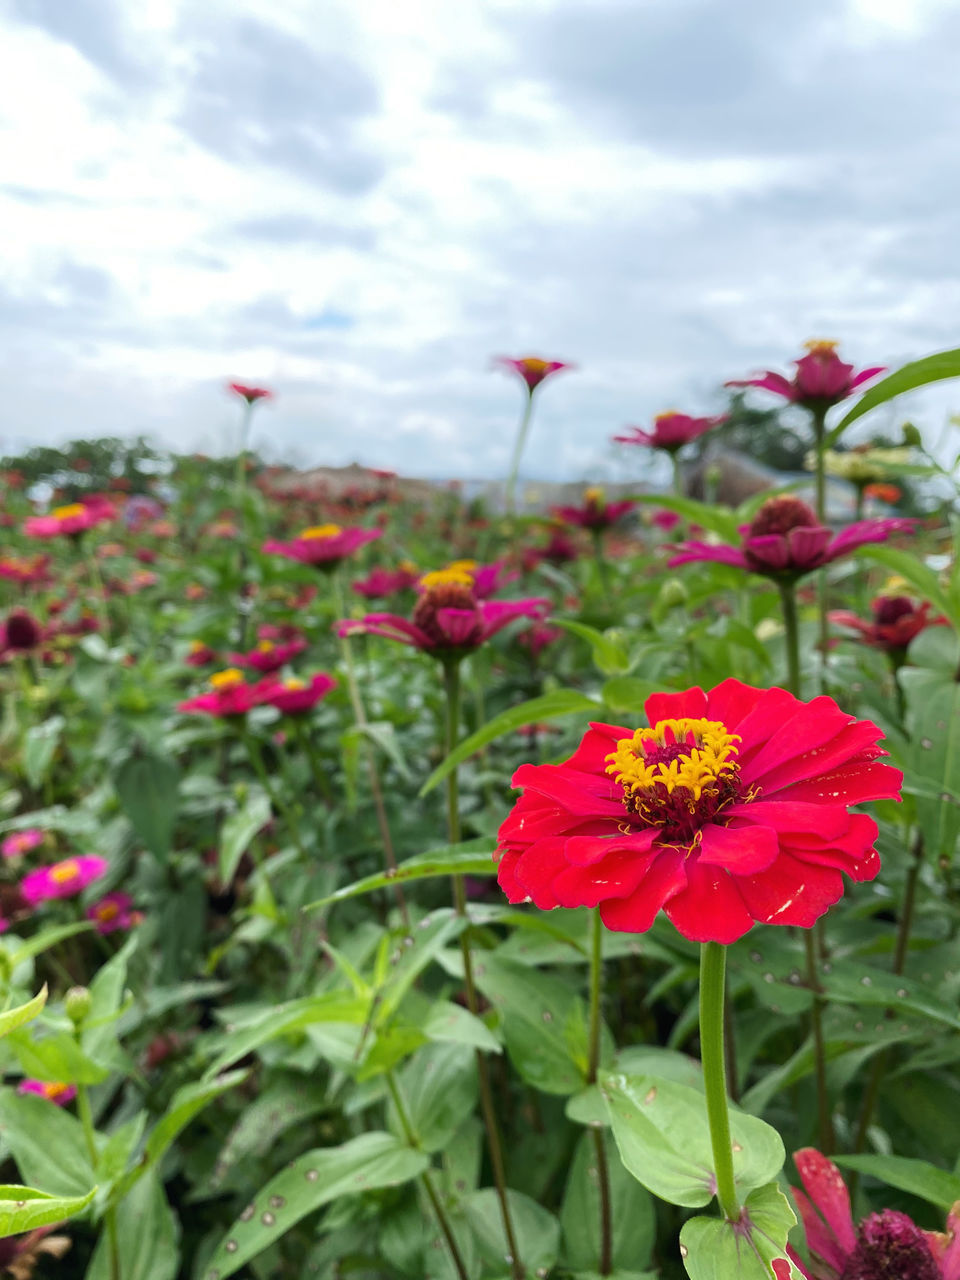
[810,405,830,686]
[587,909,613,1275]
[777,580,802,697]
[590,528,610,593]
[505,392,535,516]
[699,941,740,1222]
[441,656,523,1280]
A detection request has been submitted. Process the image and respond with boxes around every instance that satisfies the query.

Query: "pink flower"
[230,638,308,673]
[17,1080,77,1106]
[727,340,885,411]
[1,828,45,859]
[789,1147,957,1279]
[352,565,420,599]
[516,621,564,659]
[552,487,636,531]
[830,596,948,657]
[228,382,272,404]
[668,495,915,580]
[21,855,108,905]
[178,668,263,718]
[255,672,337,714]
[524,529,580,569]
[493,356,573,393]
[263,523,381,570]
[86,891,140,935]
[650,509,681,532]
[614,411,727,452]
[339,567,549,657]
[185,640,218,667]
[24,498,116,539]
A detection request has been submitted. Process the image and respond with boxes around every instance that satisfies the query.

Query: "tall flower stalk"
[699,941,740,1221]
[587,908,613,1273]
[495,356,572,515]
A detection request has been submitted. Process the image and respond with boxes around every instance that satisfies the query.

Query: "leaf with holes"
[202,1131,429,1280]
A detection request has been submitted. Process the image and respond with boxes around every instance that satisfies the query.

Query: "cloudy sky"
[1,0,959,482]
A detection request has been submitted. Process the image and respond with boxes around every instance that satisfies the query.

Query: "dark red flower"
[263,523,381,570]
[614,411,727,452]
[493,355,573,393]
[552,487,636,531]
[727,341,885,411]
[516,620,564,659]
[830,596,947,657]
[524,529,580,570]
[669,495,914,581]
[228,382,273,404]
[1,610,42,652]
[496,678,901,944]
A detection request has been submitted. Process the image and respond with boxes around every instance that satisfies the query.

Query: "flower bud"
[901,421,922,447]
[65,985,92,1027]
[657,578,689,611]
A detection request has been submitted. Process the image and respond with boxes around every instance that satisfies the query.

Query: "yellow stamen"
[210,668,245,690]
[519,357,549,374]
[299,523,342,540]
[43,1082,71,1101]
[256,640,275,652]
[584,486,605,504]
[605,718,740,809]
[399,559,418,574]
[189,640,207,654]
[96,901,120,921]
[283,678,307,691]
[803,339,839,355]
[50,859,80,884]
[419,568,475,591]
[654,410,681,422]
[52,503,85,520]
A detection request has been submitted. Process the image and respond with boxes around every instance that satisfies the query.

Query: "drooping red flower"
[263,523,381,570]
[24,497,116,539]
[727,341,885,411]
[495,678,900,944]
[228,382,273,404]
[229,638,308,672]
[493,356,573,393]
[1,609,43,653]
[668,495,914,580]
[352,564,420,600]
[177,669,263,718]
[614,411,727,452]
[339,567,549,659]
[255,672,337,714]
[552,487,636,531]
[830,596,947,658]
[789,1148,956,1279]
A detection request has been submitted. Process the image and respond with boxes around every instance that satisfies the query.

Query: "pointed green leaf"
[219,790,271,886]
[0,1185,95,1236]
[828,346,960,443]
[0,986,46,1040]
[832,1153,960,1212]
[305,844,496,911]
[113,751,180,862]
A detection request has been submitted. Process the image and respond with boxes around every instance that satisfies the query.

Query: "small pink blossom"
[24,497,116,540]
[263,523,381,570]
[352,565,420,599]
[1,828,45,859]
[230,638,308,673]
[614,411,727,452]
[17,1080,77,1106]
[21,856,108,905]
[727,340,885,411]
[228,382,273,404]
[255,672,337,715]
[86,891,141,935]
[493,356,573,393]
[178,669,262,718]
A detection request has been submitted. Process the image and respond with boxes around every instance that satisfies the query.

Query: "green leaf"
[86,1172,178,1280]
[602,677,662,715]
[464,1187,561,1277]
[553,620,633,676]
[0,1184,95,1235]
[219,790,271,886]
[202,1131,429,1280]
[901,670,960,864]
[679,1183,801,1279]
[854,545,954,622]
[420,999,501,1053]
[202,995,368,1079]
[828,346,960,443]
[0,1089,96,1197]
[601,1073,784,1208]
[418,689,599,797]
[22,716,65,788]
[209,1074,329,1191]
[9,1029,109,1085]
[391,1043,478,1154]
[113,751,180,862]
[629,493,741,540]
[561,1130,656,1272]
[6,922,94,968]
[0,986,47,1039]
[305,844,496,911]
[832,1153,960,1212]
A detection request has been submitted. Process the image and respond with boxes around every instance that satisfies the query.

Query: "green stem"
[699,942,740,1222]
[590,528,610,593]
[588,910,613,1274]
[441,656,523,1280]
[505,392,535,516]
[386,1073,470,1280]
[810,406,830,686]
[76,1082,98,1169]
[777,580,801,697]
[671,451,685,497]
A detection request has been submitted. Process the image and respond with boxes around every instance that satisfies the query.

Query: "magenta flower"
[727,340,885,411]
[524,529,580,569]
[230,638,308,673]
[493,356,573,393]
[263,523,381,570]
[1,609,43,654]
[668,495,914,581]
[614,411,727,453]
[185,640,218,667]
[21,855,108,906]
[830,596,948,658]
[789,1147,958,1279]
[440,559,520,599]
[24,497,116,539]
[228,382,272,404]
[255,672,337,714]
[1,828,45,859]
[17,1080,77,1106]
[87,891,141,935]
[178,669,263,718]
[552,487,636,531]
[338,568,549,658]
[516,620,564,659]
[352,565,420,599]
[650,508,682,533]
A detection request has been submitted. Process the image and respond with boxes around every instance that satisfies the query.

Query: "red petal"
[643,686,708,727]
[599,847,686,933]
[508,838,565,909]
[777,760,902,806]
[704,678,767,732]
[729,687,803,766]
[793,1149,857,1256]
[511,763,623,816]
[740,697,853,782]
[786,813,880,880]
[697,822,779,873]
[566,722,632,772]
[495,848,530,903]
[664,861,754,943]
[726,799,849,839]
[750,718,884,793]
[736,852,843,926]
[552,844,659,907]
[564,828,657,867]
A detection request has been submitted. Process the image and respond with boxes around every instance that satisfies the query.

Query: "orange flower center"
[299,524,342,541]
[803,339,839,356]
[52,503,85,520]
[256,640,275,652]
[96,901,120,921]
[419,567,475,592]
[210,668,245,691]
[50,859,80,884]
[282,678,307,691]
[43,1082,72,1101]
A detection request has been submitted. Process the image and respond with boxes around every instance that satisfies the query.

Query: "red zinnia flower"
[493,355,573,393]
[516,620,564,659]
[185,640,218,667]
[727,340,885,411]
[352,564,420,600]
[830,596,947,657]
[263,523,381,570]
[339,567,549,658]
[229,638,308,672]
[552,487,636,531]
[255,672,336,714]
[614,411,727,452]
[669,495,914,580]
[495,678,900,944]
[178,668,263,717]
[789,1148,958,1279]
[1,609,43,654]
[524,528,580,570]
[86,891,141,935]
[0,554,51,585]
[228,382,273,404]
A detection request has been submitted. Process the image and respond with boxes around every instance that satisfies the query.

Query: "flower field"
[1,344,960,1280]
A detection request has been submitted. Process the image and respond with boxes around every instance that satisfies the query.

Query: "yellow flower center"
[210,668,245,690]
[584,486,605,505]
[654,409,681,422]
[189,640,207,654]
[50,859,80,885]
[605,718,743,842]
[256,640,275,652]
[447,559,478,574]
[803,339,839,355]
[299,524,342,541]
[43,1082,72,1101]
[283,678,307,691]
[52,503,85,519]
[419,568,475,592]
[399,559,418,574]
[96,901,120,921]
[519,357,549,374]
